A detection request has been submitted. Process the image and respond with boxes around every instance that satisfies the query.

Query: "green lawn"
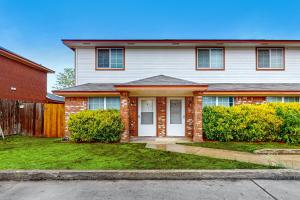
[181,141,300,153]
[0,136,278,170]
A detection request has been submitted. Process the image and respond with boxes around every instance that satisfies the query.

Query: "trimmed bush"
[203,103,300,144]
[68,109,124,143]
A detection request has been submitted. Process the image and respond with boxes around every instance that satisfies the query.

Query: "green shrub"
[203,103,300,144]
[68,109,124,143]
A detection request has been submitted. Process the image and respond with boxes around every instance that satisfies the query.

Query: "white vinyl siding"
[75,47,300,85]
[266,96,300,103]
[88,97,120,110]
[96,48,124,69]
[203,96,234,107]
[257,48,284,69]
[197,48,224,69]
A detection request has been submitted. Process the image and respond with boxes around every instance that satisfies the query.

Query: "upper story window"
[196,48,225,70]
[257,48,284,70]
[96,48,125,69]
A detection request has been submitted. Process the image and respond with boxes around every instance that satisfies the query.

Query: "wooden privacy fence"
[0,99,64,137]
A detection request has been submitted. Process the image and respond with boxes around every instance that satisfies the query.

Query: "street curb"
[0,169,300,181]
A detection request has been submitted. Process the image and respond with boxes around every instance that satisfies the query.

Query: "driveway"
[1,180,300,200]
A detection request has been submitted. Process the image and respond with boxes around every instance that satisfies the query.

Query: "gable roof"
[0,46,54,73]
[116,75,204,86]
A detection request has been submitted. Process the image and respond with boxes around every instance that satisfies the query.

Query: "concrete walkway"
[146,143,300,169]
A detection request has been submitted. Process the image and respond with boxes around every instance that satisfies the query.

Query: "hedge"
[203,103,300,144]
[68,109,124,143]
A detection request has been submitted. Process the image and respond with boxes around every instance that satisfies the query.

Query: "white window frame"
[197,48,225,69]
[257,48,284,70]
[88,97,120,110]
[96,48,124,69]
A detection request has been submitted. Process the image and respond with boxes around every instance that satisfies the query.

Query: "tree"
[54,68,75,89]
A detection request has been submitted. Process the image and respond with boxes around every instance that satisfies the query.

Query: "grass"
[0,136,278,170]
[181,141,300,153]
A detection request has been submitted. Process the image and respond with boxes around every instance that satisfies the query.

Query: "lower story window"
[203,96,234,107]
[266,96,300,103]
[88,97,120,110]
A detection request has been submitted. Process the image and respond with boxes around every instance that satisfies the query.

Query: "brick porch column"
[120,91,130,143]
[193,91,204,142]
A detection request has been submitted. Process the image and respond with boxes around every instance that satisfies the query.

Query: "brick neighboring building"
[54,39,300,142]
[0,47,54,102]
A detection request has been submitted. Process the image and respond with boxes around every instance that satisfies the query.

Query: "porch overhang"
[114,85,208,96]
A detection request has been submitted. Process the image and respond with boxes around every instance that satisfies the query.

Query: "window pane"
[266,97,282,102]
[98,49,110,68]
[170,100,182,124]
[218,97,230,107]
[271,49,283,68]
[197,49,210,68]
[106,97,120,110]
[203,97,217,107]
[88,97,104,110]
[111,48,124,69]
[258,49,270,68]
[141,100,154,124]
[210,49,224,69]
[284,97,299,102]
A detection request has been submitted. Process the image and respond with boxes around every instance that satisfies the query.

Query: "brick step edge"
[0,169,300,181]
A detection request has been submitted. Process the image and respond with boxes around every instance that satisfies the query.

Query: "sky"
[1,0,300,92]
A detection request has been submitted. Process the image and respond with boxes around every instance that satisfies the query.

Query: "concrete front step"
[130,137,192,144]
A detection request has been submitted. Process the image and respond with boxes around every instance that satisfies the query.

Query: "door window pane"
[141,100,154,124]
[170,100,182,124]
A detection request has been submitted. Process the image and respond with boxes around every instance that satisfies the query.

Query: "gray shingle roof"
[119,75,203,86]
[54,83,117,92]
[207,83,300,91]
[46,93,65,102]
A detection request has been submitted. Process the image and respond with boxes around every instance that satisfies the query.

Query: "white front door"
[167,97,185,136]
[138,97,156,136]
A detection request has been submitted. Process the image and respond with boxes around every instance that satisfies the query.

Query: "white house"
[54,39,300,142]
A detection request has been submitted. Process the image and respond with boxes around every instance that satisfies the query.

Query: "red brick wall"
[129,97,138,137]
[0,55,47,102]
[193,93,204,142]
[185,97,194,138]
[234,96,266,105]
[156,97,167,137]
[120,92,130,142]
[64,97,88,136]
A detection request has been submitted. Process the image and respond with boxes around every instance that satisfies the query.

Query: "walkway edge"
[0,169,300,181]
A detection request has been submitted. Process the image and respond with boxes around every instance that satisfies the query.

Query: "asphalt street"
[0,180,299,200]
